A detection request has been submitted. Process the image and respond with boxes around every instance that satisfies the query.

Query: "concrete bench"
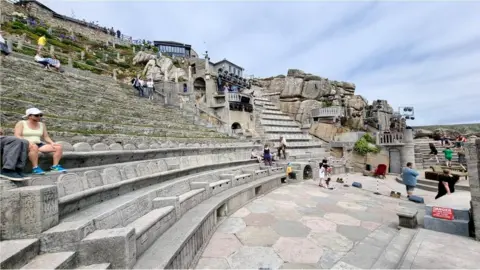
[126,206,176,257]
[424,193,471,237]
[397,207,418,228]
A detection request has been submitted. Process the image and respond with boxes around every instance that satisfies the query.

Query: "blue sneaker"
[51,165,67,172]
[32,167,46,175]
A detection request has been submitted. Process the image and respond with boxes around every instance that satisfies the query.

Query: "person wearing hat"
[14,108,66,175]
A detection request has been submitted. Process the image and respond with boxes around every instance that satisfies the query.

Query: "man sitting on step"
[0,128,31,180]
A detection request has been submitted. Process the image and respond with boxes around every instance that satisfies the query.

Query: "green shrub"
[114,61,131,69]
[32,27,51,38]
[85,59,96,66]
[11,21,27,30]
[353,134,380,156]
[73,61,102,74]
[115,44,129,50]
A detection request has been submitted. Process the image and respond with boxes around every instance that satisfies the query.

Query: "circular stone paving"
[236,226,280,247]
[273,237,323,264]
[324,213,361,226]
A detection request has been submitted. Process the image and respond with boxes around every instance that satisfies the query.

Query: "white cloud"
[39,0,480,125]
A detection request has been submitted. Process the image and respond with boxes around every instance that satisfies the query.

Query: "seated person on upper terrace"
[14,108,66,175]
[34,54,63,72]
[0,30,10,56]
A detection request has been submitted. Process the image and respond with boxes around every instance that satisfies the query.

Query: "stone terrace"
[0,57,235,145]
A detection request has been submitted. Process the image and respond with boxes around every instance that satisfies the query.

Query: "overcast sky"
[39,0,480,126]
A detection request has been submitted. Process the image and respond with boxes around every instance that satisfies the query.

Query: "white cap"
[23,108,43,119]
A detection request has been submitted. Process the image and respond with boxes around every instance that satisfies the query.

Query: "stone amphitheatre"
[1,1,480,269]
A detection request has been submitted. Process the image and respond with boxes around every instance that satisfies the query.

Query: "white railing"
[376,132,404,145]
[229,93,241,102]
[311,106,343,118]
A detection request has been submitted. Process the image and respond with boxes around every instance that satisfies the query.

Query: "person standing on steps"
[0,128,31,180]
[443,146,453,167]
[14,108,66,175]
[428,142,439,163]
[402,162,419,198]
[277,136,287,159]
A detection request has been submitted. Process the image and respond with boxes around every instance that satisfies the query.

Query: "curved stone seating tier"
[263,126,304,133]
[34,143,260,171]
[260,119,299,127]
[288,141,324,147]
[134,174,283,269]
[29,164,283,268]
[29,151,254,216]
[266,134,312,141]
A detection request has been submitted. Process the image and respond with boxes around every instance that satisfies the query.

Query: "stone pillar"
[466,139,480,241]
[17,39,23,50]
[68,57,73,68]
[174,69,178,83]
[400,128,415,169]
[188,66,192,81]
[132,46,136,54]
[113,69,117,81]
[81,51,85,61]
[0,185,59,239]
[204,58,209,73]
[104,53,108,62]
[49,45,54,55]
[117,52,120,60]
[164,69,168,82]
[7,39,13,53]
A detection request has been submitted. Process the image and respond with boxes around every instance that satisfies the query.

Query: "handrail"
[376,132,404,145]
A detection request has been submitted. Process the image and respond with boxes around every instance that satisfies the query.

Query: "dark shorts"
[405,185,415,192]
[36,142,46,148]
[429,150,438,155]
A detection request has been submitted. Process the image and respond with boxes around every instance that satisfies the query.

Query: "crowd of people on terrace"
[0,108,66,180]
[428,134,467,168]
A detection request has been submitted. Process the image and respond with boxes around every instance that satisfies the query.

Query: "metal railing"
[311,106,343,118]
[376,132,404,145]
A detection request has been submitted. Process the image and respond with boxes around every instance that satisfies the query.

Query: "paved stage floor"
[195,174,479,269]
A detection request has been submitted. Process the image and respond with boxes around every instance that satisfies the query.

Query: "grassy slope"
[413,123,480,133]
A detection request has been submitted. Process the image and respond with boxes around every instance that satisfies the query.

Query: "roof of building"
[154,41,192,48]
[213,59,244,70]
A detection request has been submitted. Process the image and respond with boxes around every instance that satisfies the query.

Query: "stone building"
[2,0,120,44]
[154,41,194,58]
[190,54,254,134]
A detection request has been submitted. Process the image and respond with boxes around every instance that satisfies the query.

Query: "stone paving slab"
[195,174,480,269]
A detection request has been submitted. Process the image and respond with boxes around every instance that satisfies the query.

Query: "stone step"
[76,263,112,269]
[0,239,39,269]
[395,176,470,192]
[1,112,226,139]
[334,225,401,269]
[1,85,184,120]
[371,228,417,269]
[21,251,76,269]
[0,97,201,127]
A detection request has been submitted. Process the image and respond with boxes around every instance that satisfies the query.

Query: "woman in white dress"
[319,165,326,187]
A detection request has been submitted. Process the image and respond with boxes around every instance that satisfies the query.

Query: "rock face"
[139,55,187,81]
[133,51,156,65]
[256,69,370,129]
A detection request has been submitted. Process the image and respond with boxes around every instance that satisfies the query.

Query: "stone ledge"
[133,174,283,269]
[36,145,260,171]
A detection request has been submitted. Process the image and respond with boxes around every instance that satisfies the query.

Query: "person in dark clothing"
[428,143,439,163]
[263,144,272,166]
[435,170,459,199]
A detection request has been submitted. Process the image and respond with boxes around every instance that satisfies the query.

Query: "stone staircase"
[254,97,326,160]
[0,57,236,144]
[414,141,461,169]
[334,225,418,269]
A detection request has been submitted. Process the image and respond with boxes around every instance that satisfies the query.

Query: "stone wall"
[466,138,480,240]
[3,0,116,44]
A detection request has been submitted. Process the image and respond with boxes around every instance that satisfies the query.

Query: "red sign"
[432,207,454,220]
